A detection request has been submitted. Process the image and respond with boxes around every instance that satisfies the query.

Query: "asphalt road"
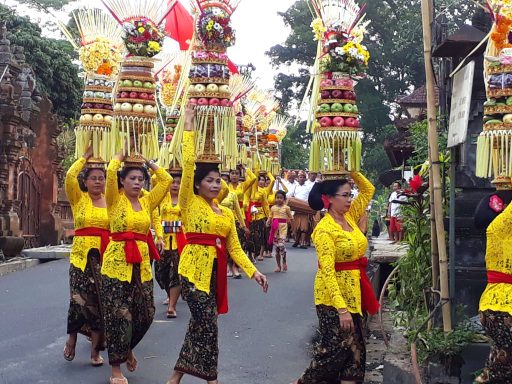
[0,246,319,384]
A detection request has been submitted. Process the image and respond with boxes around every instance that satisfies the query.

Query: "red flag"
[165,0,194,50]
[164,0,239,74]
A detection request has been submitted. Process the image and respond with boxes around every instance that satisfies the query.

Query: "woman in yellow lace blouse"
[247,171,271,261]
[293,172,377,384]
[100,153,171,384]
[167,106,268,384]
[474,199,512,383]
[220,171,248,279]
[63,148,109,367]
[154,170,183,319]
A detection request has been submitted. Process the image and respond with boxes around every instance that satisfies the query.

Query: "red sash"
[74,227,110,259]
[487,270,512,284]
[321,257,380,315]
[268,218,287,245]
[176,229,187,255]
[111,231,160,264]
[185,232,229,314]
[245,201,262,226]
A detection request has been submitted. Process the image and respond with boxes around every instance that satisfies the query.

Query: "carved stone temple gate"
[0,22,71,258]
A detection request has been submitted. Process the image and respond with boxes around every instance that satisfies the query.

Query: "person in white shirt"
[306,172,317,187]
[290,171,314,248]
[387,181,407,243]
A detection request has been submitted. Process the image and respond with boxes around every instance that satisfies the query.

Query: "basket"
[483,123,512,131]
[315,126,361,132]
[117,98,156,106]
[487,64,512,75]
[85,85,112,92]
[315,112,359,118]
[484,105,512,115]
[487,88,512,98]
[79,121,112,128]
[81,108,113,115]
[318,98,356,105]
[319,85,354,91]
[189,77,230,85]
[117,86,156,94]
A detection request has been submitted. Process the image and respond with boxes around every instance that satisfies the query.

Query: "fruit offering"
[188,50,232,108]
[475,2,512,185]
[111,56,159,159]
[305,0,368,175]
[314,74,360,130]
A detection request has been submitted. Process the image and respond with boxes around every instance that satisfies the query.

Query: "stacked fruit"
[79,76,115,126]
[188,51,231,108]
[165,107,180,143]
[114,59,157,117]
[316,76,360,129]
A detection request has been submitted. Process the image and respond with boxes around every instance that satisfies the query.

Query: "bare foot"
[63,334,77,361]
[274,267,281,273]
[282,263,288,272]
[126,351,138,372]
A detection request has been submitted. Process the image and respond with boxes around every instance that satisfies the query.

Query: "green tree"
[1,4,82,119]
[281,121,311,170]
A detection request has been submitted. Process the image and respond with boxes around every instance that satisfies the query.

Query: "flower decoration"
[161,65,183,106]
[122,18,164,57]
[311,18,326,41]
[319,35,370,75]
[78,37,122,76]
[197,7,235,49]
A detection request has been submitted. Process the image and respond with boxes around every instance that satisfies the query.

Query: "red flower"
[409,175,423,193]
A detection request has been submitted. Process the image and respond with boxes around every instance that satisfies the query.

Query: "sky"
[5,0,300,89]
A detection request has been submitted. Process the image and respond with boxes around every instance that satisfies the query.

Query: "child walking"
[266,190,293,272]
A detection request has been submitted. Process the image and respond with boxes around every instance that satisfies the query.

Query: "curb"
[0,258,41,277]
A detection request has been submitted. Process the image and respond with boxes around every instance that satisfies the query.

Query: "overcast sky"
[6,0,300,89]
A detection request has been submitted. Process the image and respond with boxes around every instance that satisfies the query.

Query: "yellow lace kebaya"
[229,169,256,206]
[101,160,172,283]
[220,190,245,225]
[141,188,164,240]
[178,131,257,294]
[312,172,375,315]
[479,202,512,315]
[159,192,181,251]
[65,157,109,272]
[249,172,270,221]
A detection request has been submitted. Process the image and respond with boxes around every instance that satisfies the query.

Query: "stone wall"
[0,22,69,257]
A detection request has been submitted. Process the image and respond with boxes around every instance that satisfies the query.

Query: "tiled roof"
[396,85,439,107]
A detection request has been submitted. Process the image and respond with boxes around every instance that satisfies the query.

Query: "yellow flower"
[148,41,161,53]
[138,27,145,33]
[311,18,326,41]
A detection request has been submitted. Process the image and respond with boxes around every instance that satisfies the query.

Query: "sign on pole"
[448,61,475,148]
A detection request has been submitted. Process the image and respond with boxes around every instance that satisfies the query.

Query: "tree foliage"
[1,4,82,119]
[267,0,478,173]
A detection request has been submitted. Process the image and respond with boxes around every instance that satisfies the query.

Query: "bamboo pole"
[421,0,452,332]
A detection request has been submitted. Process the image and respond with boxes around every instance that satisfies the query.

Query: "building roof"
[432,24,487,58]
[396,85,440,107]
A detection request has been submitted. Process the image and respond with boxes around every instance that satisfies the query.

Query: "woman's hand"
[338,309,354,333]
[83,145,93,160]
[156,237,165,254]
[113,149,125,162]
[184,104,195,132]
[252,271,268,293]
